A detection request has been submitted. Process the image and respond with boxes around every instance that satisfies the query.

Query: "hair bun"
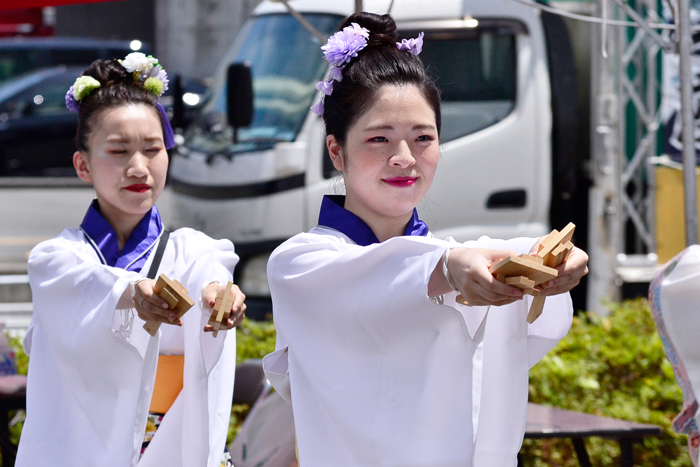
[340,12,397,45]
[81,59,132,86]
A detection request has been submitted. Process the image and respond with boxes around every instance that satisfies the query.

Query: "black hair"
[75,59,160,152]
[323,12,441,146]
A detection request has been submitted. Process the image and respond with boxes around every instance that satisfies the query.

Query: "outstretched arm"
[428,248,525,306]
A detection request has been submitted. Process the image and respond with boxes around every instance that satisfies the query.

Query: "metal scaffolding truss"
[588,0,664,313]
[617,0,663,255]
[587,0,696,314]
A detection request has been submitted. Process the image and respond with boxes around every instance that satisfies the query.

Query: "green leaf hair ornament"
[143,77,165,97]
[72,76,101,102]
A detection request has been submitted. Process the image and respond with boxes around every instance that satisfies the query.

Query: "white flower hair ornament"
[65,52,176,149]
[120,52,157,74]
[120,52,169,97]
[311,25,424,115]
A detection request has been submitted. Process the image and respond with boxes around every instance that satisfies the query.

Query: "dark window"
[406,29,517,142]
[0,69,79,119]
[51,49,102,67]
[0,50,48,83]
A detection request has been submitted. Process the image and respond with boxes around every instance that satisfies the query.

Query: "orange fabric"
[149,355,184,414]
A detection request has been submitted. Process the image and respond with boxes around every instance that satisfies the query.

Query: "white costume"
[17,225,238,466]
[264,201,572,467]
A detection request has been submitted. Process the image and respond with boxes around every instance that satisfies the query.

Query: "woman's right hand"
[431,248,524,306]
[131,279,182,326]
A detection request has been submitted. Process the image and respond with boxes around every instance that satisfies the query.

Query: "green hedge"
[522,298,691,466]
[7,300,693,465]
[7,335,27,450]
[235,319,277,364]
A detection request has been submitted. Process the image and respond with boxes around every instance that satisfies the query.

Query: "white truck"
[168,0,585,317]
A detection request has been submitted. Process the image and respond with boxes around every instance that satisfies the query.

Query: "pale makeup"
[73,104,168,248]
[327,84,439,241]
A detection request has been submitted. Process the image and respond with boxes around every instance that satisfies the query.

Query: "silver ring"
[139,298,146,309]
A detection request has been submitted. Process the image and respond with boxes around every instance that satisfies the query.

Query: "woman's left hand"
[537,246,589,297]
[201,282,247,332]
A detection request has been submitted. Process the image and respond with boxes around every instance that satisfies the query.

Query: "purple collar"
[317,195,429,246]
[80,200,163,273]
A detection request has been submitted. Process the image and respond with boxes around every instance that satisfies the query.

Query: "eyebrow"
[413,124,437,131]
[362,124,437,132]
[104,136,164,143]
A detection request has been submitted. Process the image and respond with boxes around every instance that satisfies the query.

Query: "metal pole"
[356,0,363,13]
[276,0,327,44]
[587,0,623,315]
[677,0,699,246]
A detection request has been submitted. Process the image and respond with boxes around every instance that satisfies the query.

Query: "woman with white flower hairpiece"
[263,12,588,467]
[16,54,245,467]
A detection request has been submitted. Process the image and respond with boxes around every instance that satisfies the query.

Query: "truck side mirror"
[227,62,253,142]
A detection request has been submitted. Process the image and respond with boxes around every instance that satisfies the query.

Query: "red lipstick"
[384,177,417,187]
[124,184,151,193]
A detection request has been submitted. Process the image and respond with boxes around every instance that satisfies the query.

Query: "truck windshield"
[186,13,342,152]
[415,29,516,142]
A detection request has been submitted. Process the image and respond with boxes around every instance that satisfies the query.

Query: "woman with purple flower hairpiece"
[264,11,588,467]
[17,54,246,467]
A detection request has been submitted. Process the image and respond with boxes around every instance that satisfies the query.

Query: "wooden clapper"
[456,223,575,323]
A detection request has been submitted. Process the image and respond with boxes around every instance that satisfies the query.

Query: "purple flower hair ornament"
[65,86,81,113]
[310,99,324,116]
[329,67,343,82]
[315,80,334,96]
[310,26,424,116]
[397,32,424,55]
[312,23,369,116]
[321,22,370,68]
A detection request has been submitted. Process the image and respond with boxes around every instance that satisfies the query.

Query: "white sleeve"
[27,235,143,359]
[470,237,573,467]
[659,245,700,408]
[264,233,448,398]
[267,233,447,322]
[175,230,239,467]
[457,235,574,365]
[24,234,157,458]
[172,229,239,467]
[169,229,239,373]
[138,229,239,467]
